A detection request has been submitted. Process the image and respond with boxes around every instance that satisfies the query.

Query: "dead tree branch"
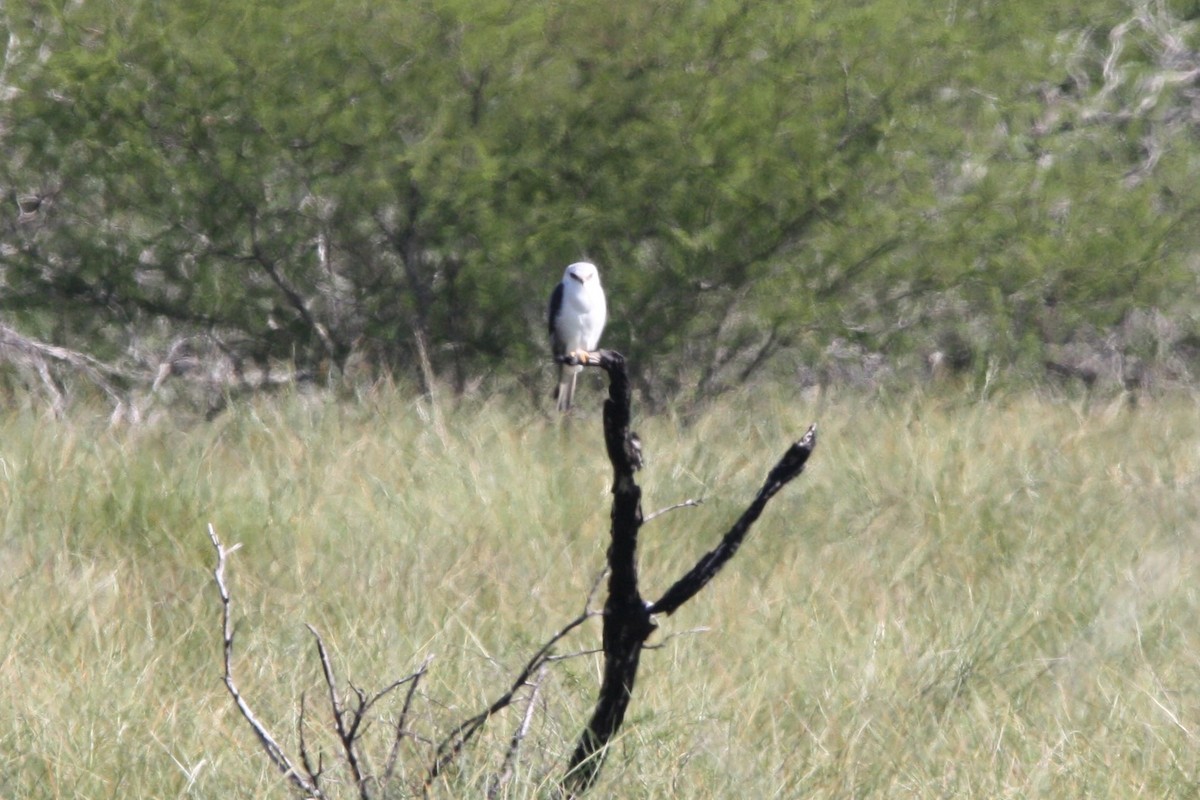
[210,514,605,798]
[297,694,326,790]
[207,524,325,798]
[648,425,817,617]
[209,348,814,797]
[423,606,600,792]
[211,525,436,799]
[382,655,434,785]
[0,321,138,420]
[644,498,704,523]
[306,624,372,799]
[557,349,817,797]
[559,350,653,795]
[488,663,548,799]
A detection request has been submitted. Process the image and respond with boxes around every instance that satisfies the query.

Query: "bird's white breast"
[558,280,607,351]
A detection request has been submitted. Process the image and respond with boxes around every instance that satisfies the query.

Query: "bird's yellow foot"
[576,350,591,364]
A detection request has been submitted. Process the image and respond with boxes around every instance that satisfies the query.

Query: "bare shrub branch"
[383,654,434,785]
[207,524,324,798]
[424,606,599,792]
[488,664,549,799]
[644,498,704,523]
[0,321,137,421]
[297,694,326,791]
[307,624,370,799]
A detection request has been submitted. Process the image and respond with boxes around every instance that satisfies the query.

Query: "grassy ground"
[2,384,1199,798]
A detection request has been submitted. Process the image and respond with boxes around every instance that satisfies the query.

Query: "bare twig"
[644,498,704,523]
[383,655,434,785]
[424,607,597,792]
[422,565,608,790]
[642,627,712,650]
[488,663,548,799]
[544,647,604,663]
[298,693,326,790]
[311,625,439,798]
[207,524,324,798]
[307,624,370,799]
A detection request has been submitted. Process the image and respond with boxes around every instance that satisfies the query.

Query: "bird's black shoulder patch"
[548,281,565,342]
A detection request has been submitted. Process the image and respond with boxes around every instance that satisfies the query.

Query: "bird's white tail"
[555,364,581,412]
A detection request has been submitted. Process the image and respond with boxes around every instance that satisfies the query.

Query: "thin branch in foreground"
[207,524,324,799]
[297,693,325,792]
[421,566,609,790]
[423,607,599,792]
[315,634,427,798]
[643,498,704,523]
[641,627,712,651]
[383,654,434,785]
[307,624,369,800]
[488,663,549,799]
[544,647,604,664]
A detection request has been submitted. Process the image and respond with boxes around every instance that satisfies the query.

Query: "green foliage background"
[2,0,1200,405]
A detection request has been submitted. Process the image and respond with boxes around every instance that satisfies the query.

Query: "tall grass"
[2,386,1199,797]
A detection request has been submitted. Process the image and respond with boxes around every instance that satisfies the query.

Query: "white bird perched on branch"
[548,261,607,412]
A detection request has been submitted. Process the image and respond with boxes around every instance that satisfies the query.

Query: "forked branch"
[210,525,428,800]
[423,604,601,791]
[207,524,324,798]
[556,350,817,797]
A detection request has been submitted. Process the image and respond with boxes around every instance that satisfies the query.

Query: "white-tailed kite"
[548,261,607,412]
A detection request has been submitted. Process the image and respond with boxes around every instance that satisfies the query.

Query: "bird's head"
[564,261,600,285]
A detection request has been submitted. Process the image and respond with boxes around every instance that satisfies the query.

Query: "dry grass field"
[3,385,1199,798]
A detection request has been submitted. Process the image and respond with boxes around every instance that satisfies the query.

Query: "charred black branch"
[559,349,653,795]
[556,350,816,797]
[648,424,817,617]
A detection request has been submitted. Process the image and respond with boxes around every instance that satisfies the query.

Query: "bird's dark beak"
[570,272,586,284]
